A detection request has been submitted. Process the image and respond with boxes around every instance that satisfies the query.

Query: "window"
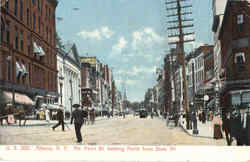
[20,31,23,51]
[0,21,4,42]
[235,52,245,64]
[33,13,36,30]
[6,21,10,43]
[46,26,48,41]
[49,8,51,21]
[237,14,244,24]
[5,0,9,10]
[15,26,18,49]
[38,0,40,9]
[32,0,35,5]
[7,57,11,81]
[20,0,23,20]
[45,5,48,19]
[38,16,41,33]
[26,8,30,25]
[27,36,31,55]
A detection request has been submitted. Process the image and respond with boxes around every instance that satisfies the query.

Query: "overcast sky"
[56,0,213,102]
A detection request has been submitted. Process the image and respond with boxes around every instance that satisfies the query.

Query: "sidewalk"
[179,118,214,139]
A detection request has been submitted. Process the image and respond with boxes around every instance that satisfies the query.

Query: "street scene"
[0,115,227,145]
[0,0,250,146]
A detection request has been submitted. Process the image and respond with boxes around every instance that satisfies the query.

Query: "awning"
[21,63,28,77]
[16,62,22,78]
[203,77,217,90]
[207,98,215,108]
[39,46,45,56]
[0,91,34,105]
[47,104,60,110]
[33,42,41,54]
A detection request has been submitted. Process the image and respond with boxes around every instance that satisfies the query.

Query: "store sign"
[80,57,96,66]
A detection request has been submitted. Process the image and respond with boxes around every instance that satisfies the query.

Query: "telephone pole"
[165,0,194,129]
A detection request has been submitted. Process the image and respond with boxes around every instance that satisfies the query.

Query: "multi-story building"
[0,0,58,107]
[185,45,214,111]
[219,0,250,112]
[57,43,81,115]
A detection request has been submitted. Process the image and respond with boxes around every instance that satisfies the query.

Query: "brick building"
[0,0,58,106]
[219,0,250,112]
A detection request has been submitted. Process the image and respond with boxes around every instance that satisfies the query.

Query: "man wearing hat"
[71,104,84,143]
[52,106,64,131]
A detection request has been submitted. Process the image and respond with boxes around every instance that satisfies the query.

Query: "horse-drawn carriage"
[0,91,36,126]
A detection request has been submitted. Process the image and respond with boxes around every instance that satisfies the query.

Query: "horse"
[0,104,10,125]
[0,104,34,126]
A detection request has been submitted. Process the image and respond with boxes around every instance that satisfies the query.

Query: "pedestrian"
[222,111,233,145]
[202,111,206,124]
[213,112,223,139]
[52,107,64,131]
[237,106,249,145]
[71,105,84,144]
[45,108,50,123]
[192,112,198,135]
[90,109,95,125]
[123,112,126,119]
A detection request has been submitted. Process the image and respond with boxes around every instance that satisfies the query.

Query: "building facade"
[0,0,58,107]
[57,43,81,115]
[219,0,250,113]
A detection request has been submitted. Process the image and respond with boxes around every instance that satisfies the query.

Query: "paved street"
[0,115,228,145]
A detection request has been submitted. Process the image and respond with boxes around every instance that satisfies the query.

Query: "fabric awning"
[16,62,22,78]
[203,77,217,90]
[33,41,41,54]
[207,98,215,108]
[39,46,45,56]
[21,63,28,77]
[0,91,34,105]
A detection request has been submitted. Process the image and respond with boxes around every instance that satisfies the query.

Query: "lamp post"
[215,83,219,114]
[69,79,73,115]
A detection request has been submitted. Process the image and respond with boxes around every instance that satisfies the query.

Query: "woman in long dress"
[45,108,50,123]
[213,113,223,139]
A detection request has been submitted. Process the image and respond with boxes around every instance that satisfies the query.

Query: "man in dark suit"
[71,106,84,143]
[52,108,64,131]
[222,111,233,145]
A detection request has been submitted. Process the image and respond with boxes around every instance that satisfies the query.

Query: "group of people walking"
[51,104,93,144]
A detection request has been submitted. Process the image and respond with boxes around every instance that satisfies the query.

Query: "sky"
[56,0,213,102]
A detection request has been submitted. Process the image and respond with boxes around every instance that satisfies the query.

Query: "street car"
[139,109,148,118]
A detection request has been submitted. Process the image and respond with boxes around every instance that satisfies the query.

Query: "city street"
[0,115,227,145]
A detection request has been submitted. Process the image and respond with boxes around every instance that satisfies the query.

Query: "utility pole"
[166,0,195,129]
[170,49,177,115]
